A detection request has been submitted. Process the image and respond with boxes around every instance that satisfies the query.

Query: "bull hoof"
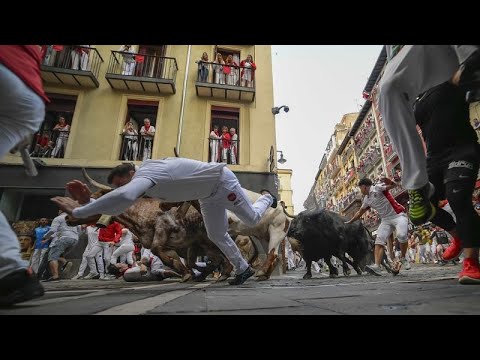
[256,270,265,277]
[256,275,269,281]
[343,268,351,277]
[329,273,338,278]
[303,273,312,280]
[181,274,192,283]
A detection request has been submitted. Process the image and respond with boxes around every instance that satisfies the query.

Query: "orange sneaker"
[459,258,480,285]
[442,237,462,261]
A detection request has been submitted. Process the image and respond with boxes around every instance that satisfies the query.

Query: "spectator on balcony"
[31,130,50,157]
[220,126,231,163]
[224,55,238,86]
[229,128,238,165]
[50,116,70,158]
[140,118,155,160]
[122,121,138,161]
[213,53,225,85]
[71,45,89,71]
[196,52,209,82]
[41,45,63,66]
[209,124,221,163]
[118,45,136,76]
[240,54,256,88]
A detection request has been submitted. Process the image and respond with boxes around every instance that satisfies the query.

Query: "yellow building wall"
[278,169,295,215]
[1,45,276,173]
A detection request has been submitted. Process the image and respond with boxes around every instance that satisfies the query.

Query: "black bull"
[286,209,376,279]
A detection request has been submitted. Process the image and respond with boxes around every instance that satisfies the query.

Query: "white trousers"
[86,242,111,274]
[110,243,135,265]
[378,45,478,189]
[0,64,45,279]
[78,243,103,276]
[199,167,273,274]
[30,248,49,274]
[70,50,89,71]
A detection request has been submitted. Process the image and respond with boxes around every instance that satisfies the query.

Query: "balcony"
[390,185,406,198]
[354,125,376,153]
[118,133,157,162]
[105,51,178,94]
[40,46,104,88]
[195,62,255,102]
[207,138,239,165]
[30,129,70,159]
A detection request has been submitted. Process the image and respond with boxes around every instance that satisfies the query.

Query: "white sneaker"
[400,258,411,270]
[365,264,383,276]
[84,273,100,280]
[71,274,84,280]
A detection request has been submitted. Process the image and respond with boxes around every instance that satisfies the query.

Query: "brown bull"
[67,168,291,281]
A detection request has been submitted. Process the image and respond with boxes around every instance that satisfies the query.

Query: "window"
[119,99,159,161]
[209,106,239,164]
[30,93,77,159]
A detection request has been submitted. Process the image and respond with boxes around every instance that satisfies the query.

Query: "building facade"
[0,45,280,222]
[277,168,294,215]
[305,45,480,233]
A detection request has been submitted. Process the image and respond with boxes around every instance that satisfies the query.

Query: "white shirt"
[141,248,166,276]
[47,213,79,241]
[85,226,99,247]
[361,183,402,219]
[140,125,155,140]
[73,158,226,218]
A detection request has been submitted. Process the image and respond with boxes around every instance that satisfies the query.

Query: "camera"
[283,106,289,113]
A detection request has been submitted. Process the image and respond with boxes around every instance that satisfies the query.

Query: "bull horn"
[174,147,179,157]
[81,168,112,191]
[280,201,297,218]
[176,202,191,218]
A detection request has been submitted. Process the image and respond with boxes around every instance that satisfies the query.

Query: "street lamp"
[277,150,287,164]
[272,105,289,115]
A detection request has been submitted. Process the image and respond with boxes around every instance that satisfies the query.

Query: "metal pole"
[176,45,192,156]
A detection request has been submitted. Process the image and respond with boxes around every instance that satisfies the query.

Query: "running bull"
[281,204,375,280]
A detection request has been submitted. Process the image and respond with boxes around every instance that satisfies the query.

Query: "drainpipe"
[176,45,192,156]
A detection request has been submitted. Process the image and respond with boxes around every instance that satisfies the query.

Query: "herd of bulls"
[64,168,385,283]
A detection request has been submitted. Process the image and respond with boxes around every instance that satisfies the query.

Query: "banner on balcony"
[135,55,145,63]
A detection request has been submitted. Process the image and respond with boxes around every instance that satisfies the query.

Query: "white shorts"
[375,213,409,245]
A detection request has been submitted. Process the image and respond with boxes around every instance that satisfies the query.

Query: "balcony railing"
[354,125,376,152]
[390,184,406,198]
[338,192,362,211]
[40,45,104,87]
[29,130,70,159]
[195,62,256,102]
[119,134,156,162]
[106,51,178,94]
[208,138,239,165]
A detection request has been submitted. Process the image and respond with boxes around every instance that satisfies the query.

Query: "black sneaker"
[407,182,436,226]
[228,267,255,285]
[260,189,277,208]
[0,268,45,307]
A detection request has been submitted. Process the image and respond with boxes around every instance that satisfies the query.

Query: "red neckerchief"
[145,125,150,132]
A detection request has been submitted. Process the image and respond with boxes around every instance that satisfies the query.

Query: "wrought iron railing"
[41,45,104,79]
[107,51,178,82]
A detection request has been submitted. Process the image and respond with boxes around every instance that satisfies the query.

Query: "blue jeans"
[198,65,209,82]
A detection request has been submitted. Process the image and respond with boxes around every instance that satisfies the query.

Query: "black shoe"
[228,267,255,285]
[0,268,45,307]
[260,189,277,208]
[60,261,72,273]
